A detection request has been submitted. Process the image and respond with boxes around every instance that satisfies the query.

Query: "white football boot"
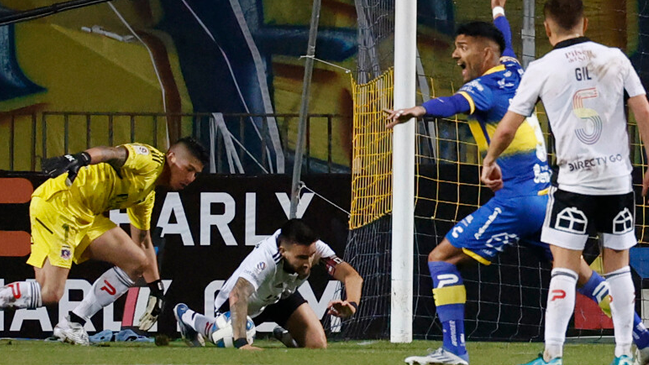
[53,316,90,346]
[635,346,649,365]
[405,348,469,365]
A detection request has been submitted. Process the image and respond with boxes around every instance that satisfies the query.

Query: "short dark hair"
[544,0,584,31]
[279,219,319,246]
[456,21,505,55]
[175,136,209,166]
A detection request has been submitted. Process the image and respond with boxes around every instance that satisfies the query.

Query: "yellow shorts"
[28,194,117,269]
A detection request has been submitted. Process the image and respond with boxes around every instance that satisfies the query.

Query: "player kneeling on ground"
[174,219,363,350]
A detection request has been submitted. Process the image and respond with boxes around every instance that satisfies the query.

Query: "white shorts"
[541,187,636,251]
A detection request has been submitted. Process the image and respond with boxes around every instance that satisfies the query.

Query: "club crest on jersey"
[134,145,150,155]
[61,246,71,260]
[255,261,266,273]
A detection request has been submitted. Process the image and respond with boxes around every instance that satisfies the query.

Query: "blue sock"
[429,261,468,360]
[578,271,649,349]
[634,315,649,349]
[577,271,609,303]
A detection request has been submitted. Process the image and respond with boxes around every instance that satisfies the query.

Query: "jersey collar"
[482,64,506,76]
[553,36,590,50]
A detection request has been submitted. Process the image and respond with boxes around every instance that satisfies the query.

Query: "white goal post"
[390,0,417,343]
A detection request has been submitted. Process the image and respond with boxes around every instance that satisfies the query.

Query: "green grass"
[0,338,618,365]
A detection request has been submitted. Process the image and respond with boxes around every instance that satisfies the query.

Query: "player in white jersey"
[174,219,363,350]
[481,1,649,365]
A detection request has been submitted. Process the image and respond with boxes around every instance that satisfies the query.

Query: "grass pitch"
[0,338,617,365]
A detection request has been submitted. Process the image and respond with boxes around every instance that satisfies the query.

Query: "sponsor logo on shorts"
[61,246,71,260]
[485,233,519,252]
[555,207,587,234]
[613,208,633,234]
[474,207,502,240]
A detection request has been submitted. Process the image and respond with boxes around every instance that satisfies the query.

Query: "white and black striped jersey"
[508,37,646,195]
[213,229,336,318]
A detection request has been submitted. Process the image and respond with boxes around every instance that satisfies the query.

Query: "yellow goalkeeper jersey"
[33,143,165,230]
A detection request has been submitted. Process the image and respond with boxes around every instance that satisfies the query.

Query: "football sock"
[273,326,299,348]
[0,281,42,308]
[73,267,133,321]
[185,310,216,338]
[69,312,86,326]
[634,316,649,349]
[607,266,634,358]
[544,268,577,361]
[429,261,468,360]
[577,271,610,316]
[578,271,649,348]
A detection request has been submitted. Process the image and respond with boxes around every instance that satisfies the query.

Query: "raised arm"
[229,277,262,350]
[491,0,515,58]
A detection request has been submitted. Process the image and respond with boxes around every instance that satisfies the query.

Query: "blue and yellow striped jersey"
[457,58,551,197]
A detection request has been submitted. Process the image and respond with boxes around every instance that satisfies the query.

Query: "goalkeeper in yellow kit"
[0,137,207,345]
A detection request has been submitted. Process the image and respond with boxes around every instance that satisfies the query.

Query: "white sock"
[544,268,577,360]
[0,281,42,308]
[188,311,217,337]
[607,266,634,358]
[72,267,133,321]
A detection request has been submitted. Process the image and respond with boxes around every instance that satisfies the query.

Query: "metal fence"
[0,112,352,174]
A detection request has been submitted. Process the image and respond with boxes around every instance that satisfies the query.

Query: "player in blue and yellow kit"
[0,137,207,345]
[386,1,649,364]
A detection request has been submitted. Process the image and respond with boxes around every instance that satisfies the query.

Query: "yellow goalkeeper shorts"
[28,194,117,269]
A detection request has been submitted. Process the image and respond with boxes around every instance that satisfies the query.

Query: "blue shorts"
[445,194,550,264]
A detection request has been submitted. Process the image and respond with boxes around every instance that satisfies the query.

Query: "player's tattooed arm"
[229,277,260,350]
[85,146,128,169]
[325,257,363,318]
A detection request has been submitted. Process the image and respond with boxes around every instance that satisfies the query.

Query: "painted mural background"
[0,0,645,172]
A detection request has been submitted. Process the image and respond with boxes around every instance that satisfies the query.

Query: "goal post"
[390,0,417,343]
[340,0,649,344]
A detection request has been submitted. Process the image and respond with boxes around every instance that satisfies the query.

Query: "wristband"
[492,6,505,18]
[234,338,248,348]
[77,151,92,165]
[349,301,359,312]
[147,279,164,299]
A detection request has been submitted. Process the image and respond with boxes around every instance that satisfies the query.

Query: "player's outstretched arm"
[481,110,527,190]
[41,145,128,186]
[628,94,649,196]
[229,278,262,351]
[384,94,472,129]
[327,261,363,318]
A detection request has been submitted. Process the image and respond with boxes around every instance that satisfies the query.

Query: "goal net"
[339,0,649,342]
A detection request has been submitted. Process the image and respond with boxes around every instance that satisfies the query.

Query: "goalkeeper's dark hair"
[279,219,319,246]
[544,0,583,31]
[456,21,505,55]
[174,136,209,165]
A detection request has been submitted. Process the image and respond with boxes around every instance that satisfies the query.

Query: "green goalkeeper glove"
[41,151,91,186]
[138,280,165,331]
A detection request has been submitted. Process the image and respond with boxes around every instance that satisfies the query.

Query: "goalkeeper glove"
[138,279,165,331]
[41,151,91,186]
